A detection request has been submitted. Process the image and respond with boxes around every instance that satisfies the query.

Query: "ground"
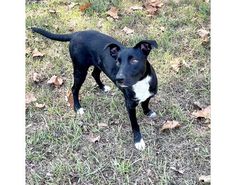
[25,0,210,184]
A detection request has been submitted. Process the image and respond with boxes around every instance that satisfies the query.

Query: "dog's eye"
[130,59,139,64]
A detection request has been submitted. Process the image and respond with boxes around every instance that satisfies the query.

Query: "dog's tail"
[31,27,74,42]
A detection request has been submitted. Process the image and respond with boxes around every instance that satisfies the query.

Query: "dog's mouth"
[116,81,129,88]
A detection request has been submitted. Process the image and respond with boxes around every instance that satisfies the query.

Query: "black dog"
[32,28,158,150]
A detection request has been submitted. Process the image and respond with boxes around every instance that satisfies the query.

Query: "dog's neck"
[139,61,151,81]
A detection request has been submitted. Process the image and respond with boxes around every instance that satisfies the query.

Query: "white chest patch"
[132,75,153,103]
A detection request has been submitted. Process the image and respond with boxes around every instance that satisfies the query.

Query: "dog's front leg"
[125,99,145,150]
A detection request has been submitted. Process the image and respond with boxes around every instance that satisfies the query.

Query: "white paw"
[148,111,157,118]
[135,139,145,150]
[103,85,111,92]
[77,108,84,116]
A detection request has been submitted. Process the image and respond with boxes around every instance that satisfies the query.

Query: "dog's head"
[104,40,158,87]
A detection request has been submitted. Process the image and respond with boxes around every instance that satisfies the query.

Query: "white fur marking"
[103,85,111,92]
[135,139,145,150]
[149,112,157,118]
[77,108,84,116]
[132,75,153,103]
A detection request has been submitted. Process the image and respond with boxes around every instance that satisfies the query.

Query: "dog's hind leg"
[92,67,110,92]
[71,60,89,116]
[141,97,157,118]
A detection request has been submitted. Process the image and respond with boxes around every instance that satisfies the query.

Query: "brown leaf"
[32,72,42,83]
[65,90,74,109]
[32,48,44,58]
[35,103,45,108]
[170,58,181,72]
[197,28,210,43]
[160,120,180,132]
[25,93,37,104]
[79,2,92,12]
[144,0,164,15]
[107,7,119,19]
[47,75,63,86]
[192,105,211,119]
[86,134,100,143]
[145,5,158,15]
[98,123,108,128]
[199,175,211,184]
[122,26,134,34]
[130,5,143,11]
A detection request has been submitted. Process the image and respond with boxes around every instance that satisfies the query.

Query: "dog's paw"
[102,85,111,92]
[77,108,84,116]
[135,139,145,151]
[147,111,157,118]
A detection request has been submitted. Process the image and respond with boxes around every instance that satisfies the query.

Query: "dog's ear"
[104,43,121,59]
[134,40,158,56]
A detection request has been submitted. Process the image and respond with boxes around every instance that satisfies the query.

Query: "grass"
[26,0,210,184]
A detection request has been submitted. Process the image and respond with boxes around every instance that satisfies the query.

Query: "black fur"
[32,28,158,149]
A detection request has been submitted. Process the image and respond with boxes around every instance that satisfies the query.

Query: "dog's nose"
[116,73,125,85]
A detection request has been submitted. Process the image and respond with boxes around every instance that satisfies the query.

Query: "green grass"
[26,0,210,184]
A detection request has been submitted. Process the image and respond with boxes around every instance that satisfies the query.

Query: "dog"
[32,28,158,150]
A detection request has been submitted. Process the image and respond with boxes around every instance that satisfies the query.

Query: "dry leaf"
[32,48,44,57]
[66,90,74,109]
[199,175,211,184]
[144,0,164,15]
[122,26,134,34]
[145,5,158,15]
[130,5,143,10]
[160,120,180,132]
[35,103,45,108]
[79,2,92,12]
[197,28,210,43]
[170,58,181,72]
[47,75,63,86]
[98,123,108,128]
[192,105,211,119]
[32,72,42,83]
[107,7,119,19]
[86,134,100,143]
[170,166,184,174]
[25,93,37,104]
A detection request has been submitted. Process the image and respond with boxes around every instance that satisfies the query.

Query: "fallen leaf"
[79,2,92,12]
[25,93,37,104]
[66,90,74,109]
[160,120,180,132]
[197,28,210,43]
[47,75,63,86]
[122,26,134,34]
[107,6,119,19]
[86,134,100,143]
[170,166,184,174]
[32,48,44,58]
[35,103,45,108]
[98,123,108,128]
[199,175,211,184]
[144,0,164,15]
[32,72,42,83]
[170,58,181,72]
[192,105,211,119]
[130,5,143,10]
